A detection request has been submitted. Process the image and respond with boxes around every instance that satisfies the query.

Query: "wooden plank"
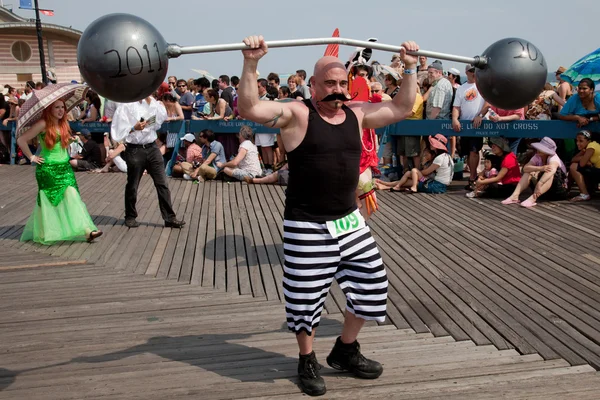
[103,176,167,270]
[224,182,238,294]
[177,182,204,283]
[213,182,227,291]
[201,182,217,287]
[247,184,281,301]
[189,183,210,285]
[132,175,174,275]
[241,184,276,299]
[167,181,195,280]
[144,178,185,277]
[234,183,264,298]
[154,179,190,279]
[380,193,596,365]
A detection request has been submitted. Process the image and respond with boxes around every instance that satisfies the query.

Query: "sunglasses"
[177,84,186,87]
[372,89,381,93]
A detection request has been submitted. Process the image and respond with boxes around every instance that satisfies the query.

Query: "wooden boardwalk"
[2,165,600,398]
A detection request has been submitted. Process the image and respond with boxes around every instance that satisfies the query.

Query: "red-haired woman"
[16,100,102,245]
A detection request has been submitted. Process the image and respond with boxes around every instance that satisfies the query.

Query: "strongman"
[111,96,185,229]
[237,35,420,396]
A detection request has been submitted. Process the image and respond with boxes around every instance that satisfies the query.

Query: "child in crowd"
[466,152,500,198]
[417,147,435,185]
[375,148,434,191]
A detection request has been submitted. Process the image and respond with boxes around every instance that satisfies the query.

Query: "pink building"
[0,5,81,89]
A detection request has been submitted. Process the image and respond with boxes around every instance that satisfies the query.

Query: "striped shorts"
[283,219,388,335]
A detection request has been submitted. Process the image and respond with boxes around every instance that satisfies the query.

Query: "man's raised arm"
[237,35,294,129]
[360,41,420,129]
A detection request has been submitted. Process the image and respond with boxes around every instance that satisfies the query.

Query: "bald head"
[313,56,347,78]
[310,56,349,107]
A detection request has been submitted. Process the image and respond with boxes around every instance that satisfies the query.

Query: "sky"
[8,0,600,81]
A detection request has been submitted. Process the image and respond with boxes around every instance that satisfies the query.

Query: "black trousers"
[123,144,176,222]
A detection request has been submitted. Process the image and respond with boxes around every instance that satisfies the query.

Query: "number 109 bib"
[326,209,366,239]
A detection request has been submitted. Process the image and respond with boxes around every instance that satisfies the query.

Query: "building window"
[11,41,32,62]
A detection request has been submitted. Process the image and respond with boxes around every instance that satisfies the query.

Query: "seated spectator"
[245,164,289,186]
[568,130,600,202]
[172,133,203,180]
[95,142,127,173]
[376,147,434,191]
[69,129,102,171]
[466,152,500,198]
[558,78,600,127]
[190,129,226,182]
[502,137,567,207]
[216,126,262,181]
[474,137,521,198]
[376,135,453,194]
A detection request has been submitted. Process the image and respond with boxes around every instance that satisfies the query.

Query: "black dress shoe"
[164,219,185,229]
[298,351,326,396]
[326,336,383,379]
[125,218,140,228]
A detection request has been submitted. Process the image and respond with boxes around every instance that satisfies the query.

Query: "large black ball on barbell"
[476,38,547,110]
[77,14,548,109]
[77,13,169,102]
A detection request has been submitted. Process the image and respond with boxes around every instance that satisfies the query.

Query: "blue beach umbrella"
[560,47,600,87]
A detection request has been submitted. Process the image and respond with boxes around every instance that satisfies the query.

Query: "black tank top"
[284,99,361,222]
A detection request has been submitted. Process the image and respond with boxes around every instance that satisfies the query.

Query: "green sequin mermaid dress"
[20,132,98,245]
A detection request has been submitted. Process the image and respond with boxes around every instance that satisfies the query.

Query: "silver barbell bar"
[167,37,487,68]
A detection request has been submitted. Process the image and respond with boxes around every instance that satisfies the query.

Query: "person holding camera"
[111,97,185,229]
[172,133,203,180]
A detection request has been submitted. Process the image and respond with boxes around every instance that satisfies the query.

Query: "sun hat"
[488,137,511,153]
[428,134,448,152]
[530,137,557,155]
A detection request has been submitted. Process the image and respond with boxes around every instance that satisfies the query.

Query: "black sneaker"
[125,218,139,228]
[298,351,326,396]
[326,336,383,379]
[164,219,185,228]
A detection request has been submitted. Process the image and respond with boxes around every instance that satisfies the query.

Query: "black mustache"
[318,92,359,103]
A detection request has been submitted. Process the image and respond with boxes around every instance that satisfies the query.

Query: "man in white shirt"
[111,97,185,229]
[20,81,35,101]
[452,64,486,186]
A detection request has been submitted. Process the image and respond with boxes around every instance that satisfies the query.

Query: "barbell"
[77,13,548,110]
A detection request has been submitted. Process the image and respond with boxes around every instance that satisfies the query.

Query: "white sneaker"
[465,191,476,198]
[183,174,192,181]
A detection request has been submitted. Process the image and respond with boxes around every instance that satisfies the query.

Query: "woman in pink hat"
[501,137,568,207]
[377,134,454,193]
[474,137,521,199]
[16,86,102,244]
